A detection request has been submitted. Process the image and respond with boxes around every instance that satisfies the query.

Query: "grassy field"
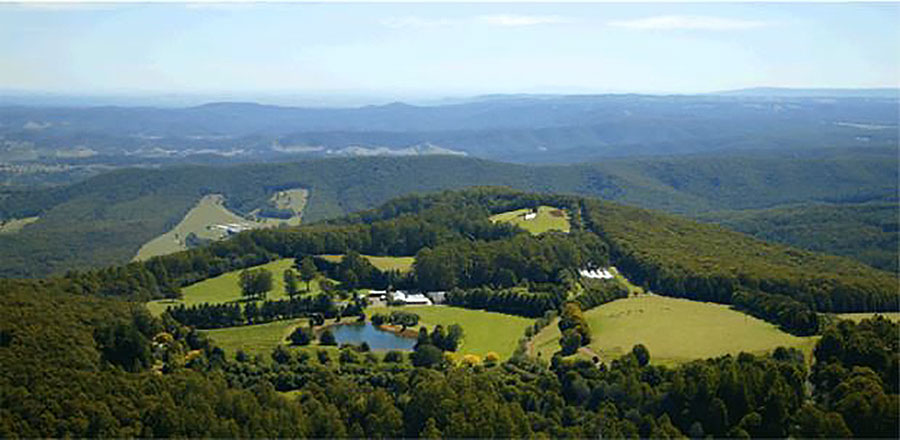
[836,312,900,323]
[532,295,818,366]
[490,206,570,235]
[146,258,327,316]
[204,318,308,358]
[369,305,533,359]
[251,188,308,227]
[135,194,253,261]
[318,254,415,273]
[0,216,39,234]
[135,191,307,261]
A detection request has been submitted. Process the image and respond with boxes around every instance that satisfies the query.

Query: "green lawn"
[836,312,900,323]
[490,205,570,235]
[318,254,415,273]
[146,258,326,316]
[369,305,533,359]
[533,295,818,366]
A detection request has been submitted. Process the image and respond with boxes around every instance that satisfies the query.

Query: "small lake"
[331,322,417,351]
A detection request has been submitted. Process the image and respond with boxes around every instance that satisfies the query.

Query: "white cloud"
[379,16,459,29]
[381,14,572,29]
[477,15,572,27]
[608,15,770,31]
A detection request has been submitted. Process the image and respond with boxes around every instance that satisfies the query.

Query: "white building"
[524,212,538,220]
[390,290,433,306]
[425,291,447,304]
[579,268,614,280]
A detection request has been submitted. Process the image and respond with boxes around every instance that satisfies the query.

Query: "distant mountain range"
[1,93,896,165]
[714,87,900,98]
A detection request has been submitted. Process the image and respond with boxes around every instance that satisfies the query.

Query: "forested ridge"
[0,149,896,277]
[1,188,899,437]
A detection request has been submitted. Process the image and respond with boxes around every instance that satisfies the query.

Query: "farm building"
[579,268,614,280]
[367,289,388,300]
[390,290,433,306]
[425,291,447,304]
[523,212,537,220]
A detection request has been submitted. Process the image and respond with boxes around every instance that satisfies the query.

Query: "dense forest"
[2,188,899,437]
[0,148,896,277]
[2,277,897,438]
[701,202,899,273]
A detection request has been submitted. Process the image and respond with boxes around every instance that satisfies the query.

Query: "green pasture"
[0,216,39,234]
[203,318,308,358]
[836,312,900,323]
[145,258,326,316]
[532,295,818,366]
[369,305,533,359]
[490,205,570,235]
[317,254,415,273]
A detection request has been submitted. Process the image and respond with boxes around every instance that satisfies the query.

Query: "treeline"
[810,317,899,438]
[445,287,565,318]
[573,279,629,310]
[733,289,820,336]
[583,199,899,313]
[415,232,608,291]
[165,294,339,329]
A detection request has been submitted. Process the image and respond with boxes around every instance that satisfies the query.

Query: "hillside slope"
[0,151,895,277]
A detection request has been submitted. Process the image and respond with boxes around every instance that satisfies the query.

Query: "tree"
[632,344,650,367]
[239,268,273,301]
[288,326,313,346]
[298,256,318,292]
[283,269,299,298]
[420,417,442,439]
[560,329,582,356]
[411,344,444,368]
[320,329,337,346]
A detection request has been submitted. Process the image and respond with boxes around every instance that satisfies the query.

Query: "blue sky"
[1,2,898,99]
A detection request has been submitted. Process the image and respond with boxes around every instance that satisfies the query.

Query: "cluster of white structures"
[579,267,614,280]
[210,223,254,235]
[367,289,444,305]
[523,211,538,220]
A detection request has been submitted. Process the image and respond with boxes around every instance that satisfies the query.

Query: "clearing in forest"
[836,312,900,323]
[369,305,533,360]
[0,216,39,234]
[532,295,818,366]
[490,206,570,235]
[204,318,309,358]
[317,254,415,273]
[145,258,328,316]
[134,190,307,261]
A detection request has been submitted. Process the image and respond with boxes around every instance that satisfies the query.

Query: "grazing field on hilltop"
[532,295,818,366]
[145,258,327,315]
[0,216,38,234]
[318,254,415,273]
[836,312,900,323]
[135,191,306,261]
[250,188,308,226]
[135,194,252,261]
[369,305,533,359]
[204,318,308,358]
[490,205,570,235]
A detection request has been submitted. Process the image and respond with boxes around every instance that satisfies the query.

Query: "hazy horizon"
[2,2,898,102]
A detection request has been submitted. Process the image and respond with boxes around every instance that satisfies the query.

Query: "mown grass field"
[204,318,308,358]
[0,216,39,234]
[532,295,818,366]
[369,305,533,359]
[318,254,415,273]
[490,205,570,235]
[836,312,900,323]
[146,258,327,316]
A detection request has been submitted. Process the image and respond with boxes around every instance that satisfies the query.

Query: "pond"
[331,322,417,351]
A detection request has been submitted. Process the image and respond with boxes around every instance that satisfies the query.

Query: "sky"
[1,2,898,102]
